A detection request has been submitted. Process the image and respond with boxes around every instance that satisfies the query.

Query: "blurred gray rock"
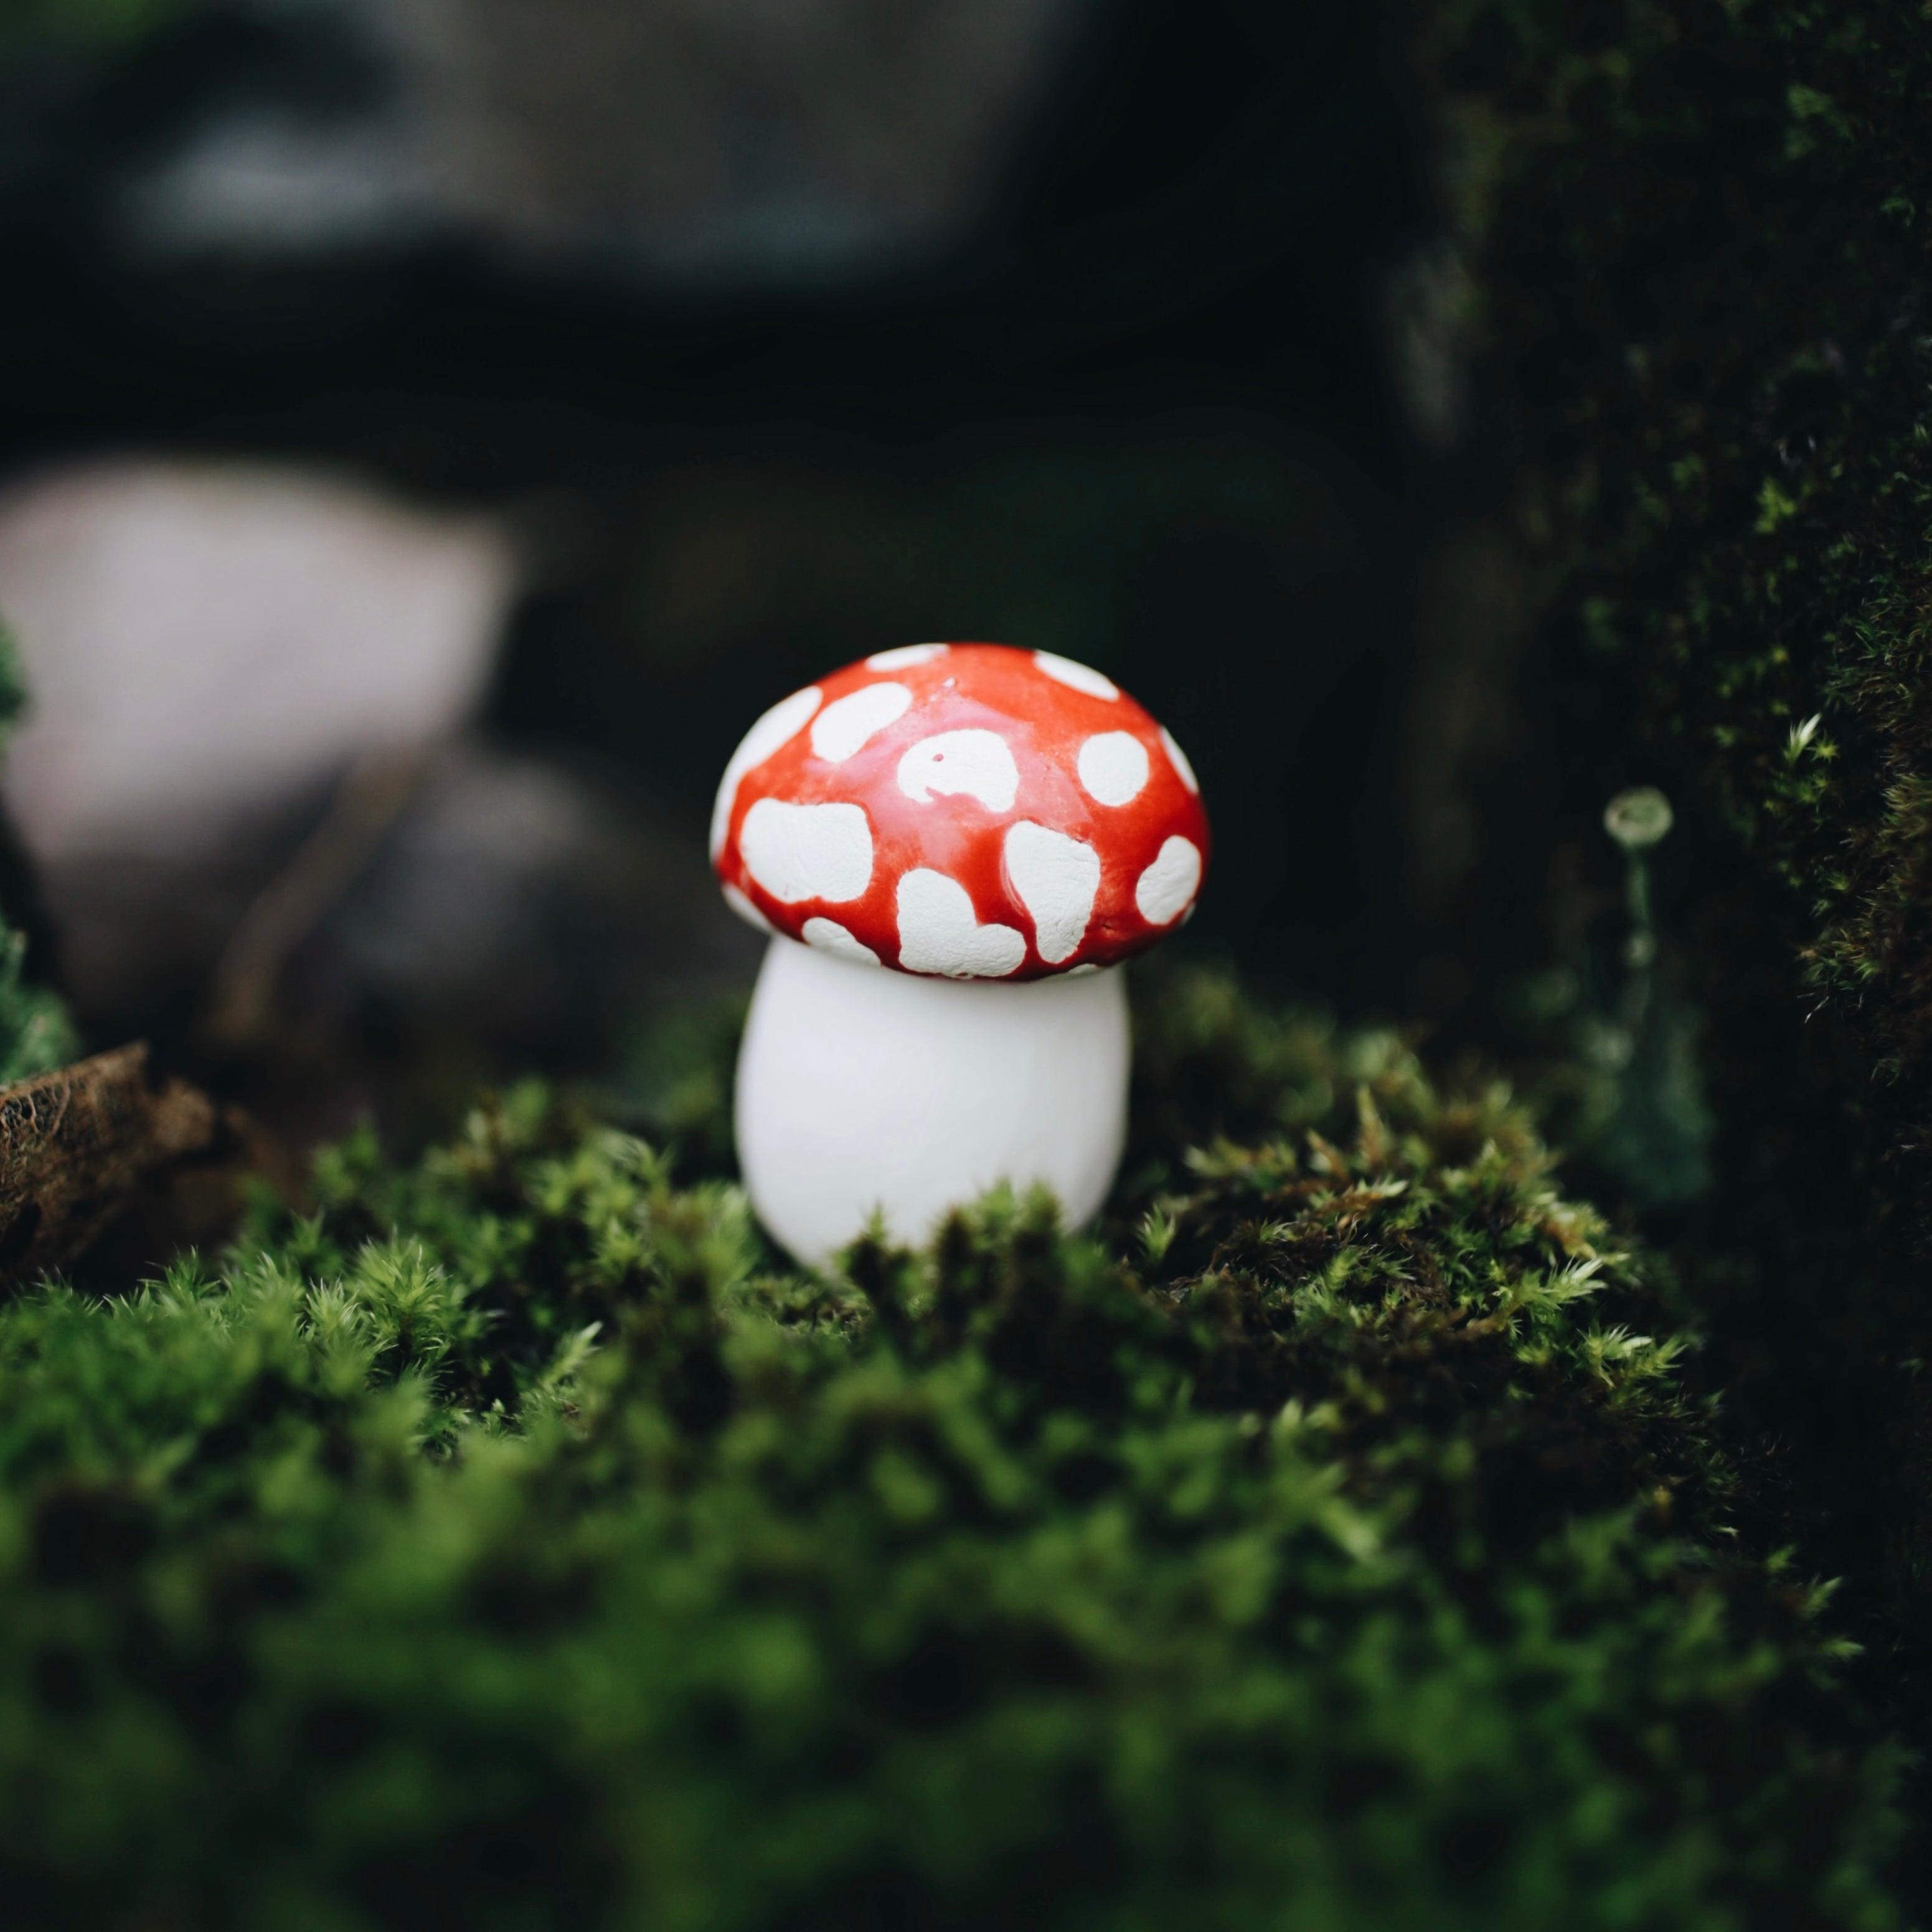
[289,741,758,1053]
[122,0,1095,276]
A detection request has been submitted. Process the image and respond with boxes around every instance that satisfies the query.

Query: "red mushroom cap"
[711,643,1209,979]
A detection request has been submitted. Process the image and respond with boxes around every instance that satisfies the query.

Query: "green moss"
[1422,0,1932,1900]
[0,626,77,1083]
[0,0,199,56]
[0,971,1900,1927]
[1426,0,1932,1090]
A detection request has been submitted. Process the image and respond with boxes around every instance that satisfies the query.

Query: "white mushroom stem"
[734,936,1129,1264]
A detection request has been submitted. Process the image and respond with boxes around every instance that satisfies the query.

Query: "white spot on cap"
[865,643,949,669]
[801,917,880,966]
[1033,651,1118,700]
[810,682,912,763]
[722,884,775,934]
[1003,821,1099,965]
[895,869,1025,978]
[710,684,821,859]
[1159,725,1199,795]
[740,798,873,903]
[896,729,1019,813]
[1135,836,1202,926]
[1076,732,1150,806]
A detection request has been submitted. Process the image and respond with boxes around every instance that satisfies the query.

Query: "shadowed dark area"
[0,0,1433,1136]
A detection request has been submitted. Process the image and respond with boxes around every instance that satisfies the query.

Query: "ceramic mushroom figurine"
[712,642,1209,1261]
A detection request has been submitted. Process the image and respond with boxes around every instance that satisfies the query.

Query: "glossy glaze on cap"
[712,643,1209,979]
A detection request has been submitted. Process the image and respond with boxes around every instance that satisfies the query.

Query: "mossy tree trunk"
[1423,0,1932,1897]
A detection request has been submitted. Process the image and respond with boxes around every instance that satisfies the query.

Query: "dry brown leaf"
[0,1044,232,1284]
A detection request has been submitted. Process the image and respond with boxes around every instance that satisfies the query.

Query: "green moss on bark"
[0,972,1900,1928]
[1423,0,1932,1897]
[1430,0,1932,1062]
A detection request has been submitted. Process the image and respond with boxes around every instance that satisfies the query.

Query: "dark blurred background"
[0,0,1497,1148]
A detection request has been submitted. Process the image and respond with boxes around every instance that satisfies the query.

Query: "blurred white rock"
[0,459,517,862]
[0,457,753,1087]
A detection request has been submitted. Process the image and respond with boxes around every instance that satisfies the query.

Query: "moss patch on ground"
[0,972,1901,1929]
